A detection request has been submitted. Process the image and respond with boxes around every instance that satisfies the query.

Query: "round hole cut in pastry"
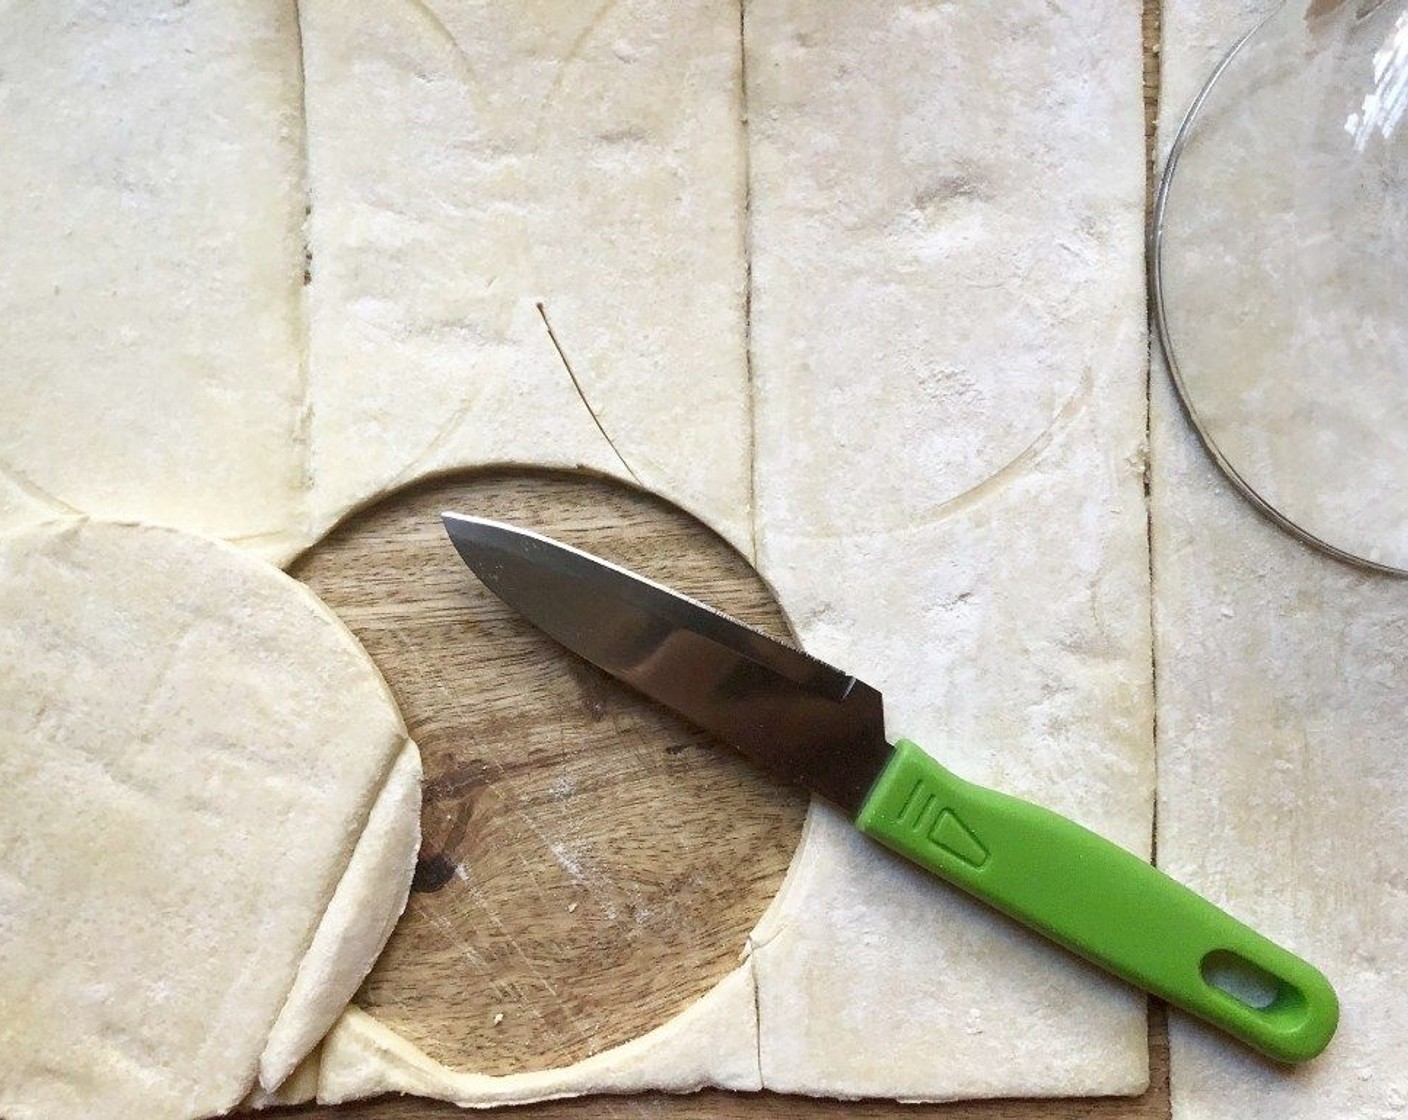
[0,518,422,1120]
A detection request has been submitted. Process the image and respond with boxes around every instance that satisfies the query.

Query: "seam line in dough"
[292,0,315,548]
[738,0,759,566]
[1142,0,1162,878]
[402,0,475,87]
[747,940,764,1087]
[537,0,620,118]
[772,364,1097,545]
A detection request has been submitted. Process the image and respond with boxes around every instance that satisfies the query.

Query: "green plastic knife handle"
[854,739,1338,1064]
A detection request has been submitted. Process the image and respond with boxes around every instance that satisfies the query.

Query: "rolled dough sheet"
[296,0,752,554]
[0,0,309,562]
[0,0,1158,1106]
[0,519,419,1120]
[1154,1,1408,1115]
[746,0,1154,1099]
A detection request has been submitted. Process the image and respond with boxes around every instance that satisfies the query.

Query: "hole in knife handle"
[1200,949,1300,1014]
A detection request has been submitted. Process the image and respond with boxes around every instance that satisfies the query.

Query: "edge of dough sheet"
[307,960,763,1108]
[278,458,757,576]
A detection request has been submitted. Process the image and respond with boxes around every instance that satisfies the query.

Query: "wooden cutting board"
[283,469,1171,1120]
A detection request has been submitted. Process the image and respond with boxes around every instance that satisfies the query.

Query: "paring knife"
[441,513,1338,1064]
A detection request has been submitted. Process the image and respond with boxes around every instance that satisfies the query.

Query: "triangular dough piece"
[258,739,422,1091]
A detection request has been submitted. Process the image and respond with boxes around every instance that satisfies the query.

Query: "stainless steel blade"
[442,513,894,815]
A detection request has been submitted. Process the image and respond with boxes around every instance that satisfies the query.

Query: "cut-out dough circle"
[0,518,420,1120]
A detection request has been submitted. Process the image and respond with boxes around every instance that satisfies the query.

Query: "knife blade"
[441,512,1338,1064]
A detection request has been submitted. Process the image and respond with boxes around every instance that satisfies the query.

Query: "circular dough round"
[0,518,421,1120]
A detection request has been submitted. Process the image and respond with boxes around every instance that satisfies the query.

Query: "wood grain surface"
[292,471,808,1076]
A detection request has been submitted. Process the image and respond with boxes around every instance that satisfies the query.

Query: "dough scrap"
[746,0,1154,1098]
[0,519,419,1120]
[259,738,422,1091]
[0,0,309,563]
[1155,2,1408,1116]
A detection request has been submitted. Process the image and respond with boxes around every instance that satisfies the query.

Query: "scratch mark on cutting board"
[536,301,641,484]
[412,900,570,1051]
[419,903,492,972]
[462,891,602,1050]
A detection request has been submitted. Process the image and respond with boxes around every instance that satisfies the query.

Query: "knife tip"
[440,511,473,544]
[441,512,504,547]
